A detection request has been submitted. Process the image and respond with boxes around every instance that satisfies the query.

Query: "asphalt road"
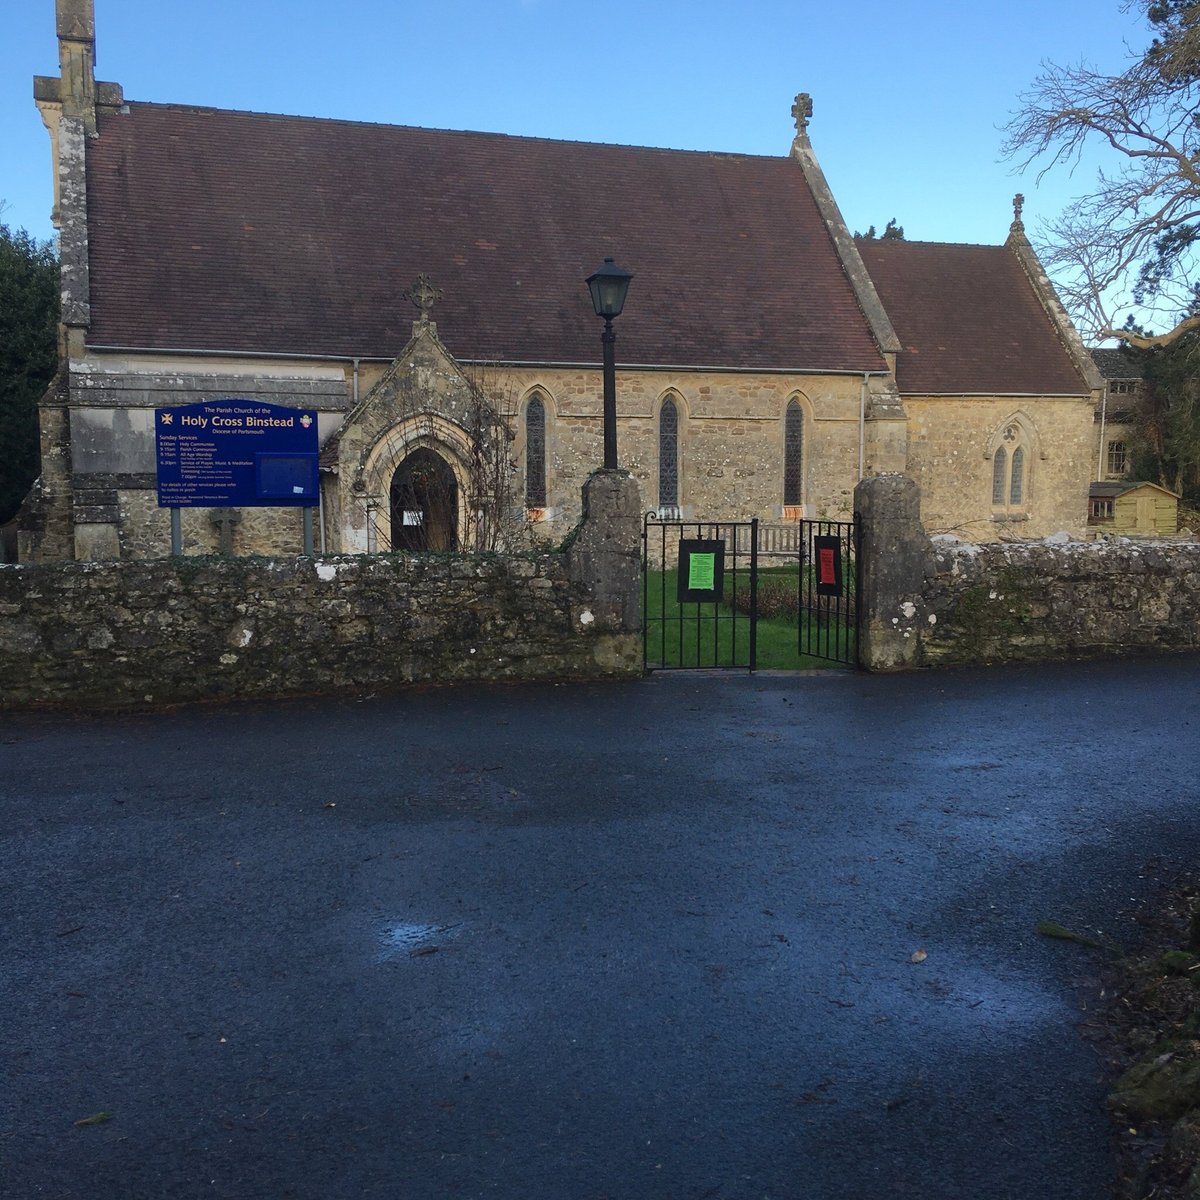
[5,657,1200,1199]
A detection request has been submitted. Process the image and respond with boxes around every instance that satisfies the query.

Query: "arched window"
[659,398,679,512]
[784,399,804,510]
[525,393,546,509]
[991,446,1007,506]
[1009,447,1024,506]
[990,422,1030,517]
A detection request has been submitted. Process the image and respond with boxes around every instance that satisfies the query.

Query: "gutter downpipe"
[859,374,867,482]
[856,369,894,481]
[1096,382,1108,482]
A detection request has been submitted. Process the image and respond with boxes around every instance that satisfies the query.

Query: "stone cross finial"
[1011,193,1025,234]
[209,507,241,556]
[792,93,813,135]
[404,273,443,320]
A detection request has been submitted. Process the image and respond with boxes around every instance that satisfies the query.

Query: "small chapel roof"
[855,238,1091,396]
[84,102,888,372]
[1090,347,1147,381]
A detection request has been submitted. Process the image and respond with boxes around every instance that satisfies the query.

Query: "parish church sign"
[154,400,319,509]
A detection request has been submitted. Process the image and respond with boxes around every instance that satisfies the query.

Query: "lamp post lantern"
[585,257,634,470]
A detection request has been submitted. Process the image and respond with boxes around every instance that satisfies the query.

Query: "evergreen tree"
[1128,328,1200,503]
[0,221,58,524]
[854,218,905,240]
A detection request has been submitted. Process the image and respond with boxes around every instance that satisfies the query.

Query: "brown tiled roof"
[1091,347,1147,380]
[85,102,886,372]
[855,239,1090,395]
[1090,480,1179,499]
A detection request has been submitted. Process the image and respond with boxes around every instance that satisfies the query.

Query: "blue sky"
[2,0,1145,253]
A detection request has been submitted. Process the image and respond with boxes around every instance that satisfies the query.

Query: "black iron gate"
[642,513,860,672]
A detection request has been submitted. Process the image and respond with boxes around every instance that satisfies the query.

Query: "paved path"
[5,657,1200,1199]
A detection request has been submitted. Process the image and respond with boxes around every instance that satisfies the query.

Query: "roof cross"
[1011,193,1025,234]
[404,273,443,319]
[792,93,813,135]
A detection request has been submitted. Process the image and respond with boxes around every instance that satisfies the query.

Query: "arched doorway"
[389,448,458,551]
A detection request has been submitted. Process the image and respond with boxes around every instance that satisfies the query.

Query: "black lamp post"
[585,257,634,470]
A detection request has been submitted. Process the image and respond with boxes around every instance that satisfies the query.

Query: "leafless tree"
[1003,2,1200,347]
[461,366,531,552]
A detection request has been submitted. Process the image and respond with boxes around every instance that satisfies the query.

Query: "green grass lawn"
[642,568,856,670]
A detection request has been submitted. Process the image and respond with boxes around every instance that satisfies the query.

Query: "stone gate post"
[566,469,641,635]
[854,473,932,670]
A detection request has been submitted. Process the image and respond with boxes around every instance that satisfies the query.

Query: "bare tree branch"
[1100,313,1200,345]
[1004,3,1200,345]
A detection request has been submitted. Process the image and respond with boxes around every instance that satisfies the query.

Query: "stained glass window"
[525,394,546,508]
[659,398,678,509]
[992,447,1007,506]
[1009,446,1024,505]
[784,400,803,506]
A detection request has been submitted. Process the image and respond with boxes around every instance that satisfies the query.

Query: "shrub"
[727,577,801,618]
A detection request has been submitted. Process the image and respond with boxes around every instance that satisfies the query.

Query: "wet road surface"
[4,656,1200,1199]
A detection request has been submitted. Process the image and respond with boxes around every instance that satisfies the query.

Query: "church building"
[18,0,1105,563]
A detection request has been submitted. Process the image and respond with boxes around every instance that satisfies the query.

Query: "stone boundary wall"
[0,472,641,711]
[855,474,1200,669]
[914,538,1200,666]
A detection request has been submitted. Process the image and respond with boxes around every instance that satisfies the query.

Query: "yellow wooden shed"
[1088,481,1180,535]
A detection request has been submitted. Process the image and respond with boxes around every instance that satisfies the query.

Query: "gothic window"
[1009,447,1024,505]
[1107,440,1128,477]
[784,399,804,508]
[991,422,1029,516]
[659,398,679,511]
[991,446,1007,506]
[525,393,546,509]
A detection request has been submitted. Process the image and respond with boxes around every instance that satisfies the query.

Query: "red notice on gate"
[813,535,843,597]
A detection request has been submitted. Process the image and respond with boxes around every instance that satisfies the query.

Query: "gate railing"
[795,517,860,666]
[643,515,759,671]
[642,513,860,672]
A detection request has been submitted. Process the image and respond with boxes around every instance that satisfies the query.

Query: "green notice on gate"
[688,553,715,592]
[677,539,725,603]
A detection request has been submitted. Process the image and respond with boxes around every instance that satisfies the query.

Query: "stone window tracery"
[991,422,1030,518]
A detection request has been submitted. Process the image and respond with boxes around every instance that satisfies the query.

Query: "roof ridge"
[116,99,793,162]
[855,236,1006,251]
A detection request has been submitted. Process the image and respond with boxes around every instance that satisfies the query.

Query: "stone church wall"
[32,350,1096,564]
[45,353,879,561]
[904,396,1094,541]
[489,365,866,534]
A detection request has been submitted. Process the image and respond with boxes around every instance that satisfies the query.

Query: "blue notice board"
[155,399,319,508]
